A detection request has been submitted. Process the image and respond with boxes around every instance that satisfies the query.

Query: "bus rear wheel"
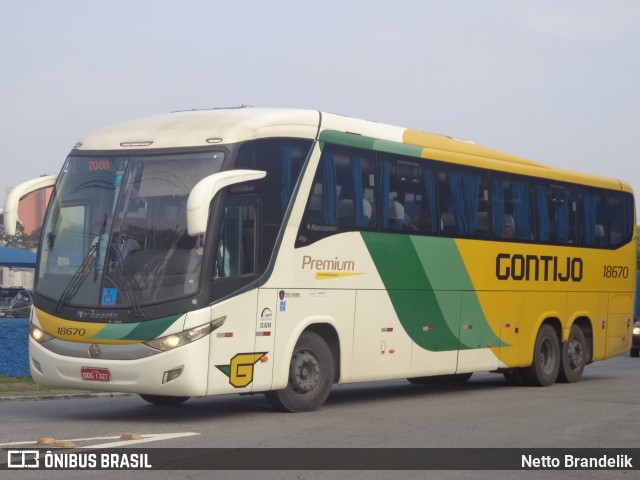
[557,324,587,383]
[139,394,190,406]
[266,331,334,413]
[522,324,560,387]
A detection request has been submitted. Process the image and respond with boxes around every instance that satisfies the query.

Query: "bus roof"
[75,107,322,151]
[73,107,631,194]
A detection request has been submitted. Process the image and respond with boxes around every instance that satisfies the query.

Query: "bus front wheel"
[557,325,587,383]
[522,324,560,387]
[266,331,334,413]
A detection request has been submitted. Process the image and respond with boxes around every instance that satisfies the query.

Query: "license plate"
[81,367,111,382]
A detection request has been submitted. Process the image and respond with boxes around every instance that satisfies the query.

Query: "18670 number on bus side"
[603,265,629,278]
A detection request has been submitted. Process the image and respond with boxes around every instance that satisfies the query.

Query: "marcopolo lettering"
[496,253,583,282]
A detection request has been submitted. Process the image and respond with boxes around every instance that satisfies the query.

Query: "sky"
[1,0,640,210]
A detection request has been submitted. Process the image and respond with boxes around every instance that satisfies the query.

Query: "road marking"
[84,432,200,448]
[0,431,200,448]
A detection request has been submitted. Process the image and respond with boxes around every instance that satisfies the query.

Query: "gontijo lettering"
[496,253,583,282]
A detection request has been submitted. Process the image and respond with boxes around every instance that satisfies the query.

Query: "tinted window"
[297,145,376,246]
[438,165,490,238]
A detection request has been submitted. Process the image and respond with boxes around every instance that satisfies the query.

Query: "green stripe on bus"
[90,314,182,341]
[319,130,424,158]
[361,232,505,351]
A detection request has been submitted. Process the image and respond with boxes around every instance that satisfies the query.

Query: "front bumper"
[29,335,210,397]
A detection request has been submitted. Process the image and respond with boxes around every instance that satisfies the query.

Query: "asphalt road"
[1,354,638,480]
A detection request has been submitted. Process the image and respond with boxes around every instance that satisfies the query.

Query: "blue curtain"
[350,156,365,227]
[281,146,293,214]
[555,189,570,243]
[380,160,390,229]
[537,186,550,241]
[422,167,437,233]
[322,154,337,224]
[491,178,505,239]
[511,181,532,240]
[448,171,480,235]
[463,175,481,235]
[582,192,597,245]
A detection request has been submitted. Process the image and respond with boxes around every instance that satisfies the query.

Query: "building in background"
[1,176,51,290]
[15,178,53,235]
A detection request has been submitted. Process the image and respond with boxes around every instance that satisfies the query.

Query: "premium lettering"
[302,255,355,271]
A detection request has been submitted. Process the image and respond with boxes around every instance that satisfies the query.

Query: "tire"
[557,325,587,383]
[139,394,190,406]
[265,331,334,412]
[631,347,639,358]
[408,373,472,385]
[522,324,560,387]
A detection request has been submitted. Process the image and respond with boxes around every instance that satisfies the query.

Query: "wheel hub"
[291,351,320,393]
[539,338,555,373]
[567,338,584,370]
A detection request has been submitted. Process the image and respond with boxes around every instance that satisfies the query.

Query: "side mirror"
[187,170,266,236]
[3,175,57,235]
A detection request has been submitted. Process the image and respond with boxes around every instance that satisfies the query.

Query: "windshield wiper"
[111,241,145,318]
[55,216,108,313]
[55,242,99,313]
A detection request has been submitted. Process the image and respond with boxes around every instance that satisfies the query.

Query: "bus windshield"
[37,151,224,311]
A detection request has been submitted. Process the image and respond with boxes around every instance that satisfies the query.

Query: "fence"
[0,318,30,376]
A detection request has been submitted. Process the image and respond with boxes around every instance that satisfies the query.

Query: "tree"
[22,227,42,252]
[0,213,26,249]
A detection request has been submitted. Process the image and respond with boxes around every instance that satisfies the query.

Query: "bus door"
[352,290,414,382]
[208,195,266,395]
[605,292,634,357]
[456,291,501,373]
[410,290,461,377]
[497,292,526,367]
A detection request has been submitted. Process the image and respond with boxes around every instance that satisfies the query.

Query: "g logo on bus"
[88,344,102,359]
[216,352,267,388]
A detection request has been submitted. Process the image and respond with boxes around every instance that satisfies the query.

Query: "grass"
[0,375,34,384]
[0,375,92,396]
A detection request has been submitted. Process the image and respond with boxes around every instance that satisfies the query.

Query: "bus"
[4,107,636,411]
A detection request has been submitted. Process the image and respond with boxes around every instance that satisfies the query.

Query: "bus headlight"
[30,324,54,344]
[633,326,640,335]
[145,318,224,352]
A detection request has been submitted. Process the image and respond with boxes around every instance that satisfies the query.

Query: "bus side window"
[297,145,376,246]
[234,138,311,270]
[606,191,634,248]
[214,198,259,280]
[580,189,607,247]
[492,175,534,241]
[438,166,486,238]
[379,155,439,234]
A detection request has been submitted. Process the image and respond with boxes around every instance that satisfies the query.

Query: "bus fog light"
[32,358,43,374]
[162,367,183,384]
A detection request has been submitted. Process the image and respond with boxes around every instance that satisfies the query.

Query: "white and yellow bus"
[4,107,636,411]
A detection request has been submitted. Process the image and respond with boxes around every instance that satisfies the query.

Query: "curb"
[0,392,133,402]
